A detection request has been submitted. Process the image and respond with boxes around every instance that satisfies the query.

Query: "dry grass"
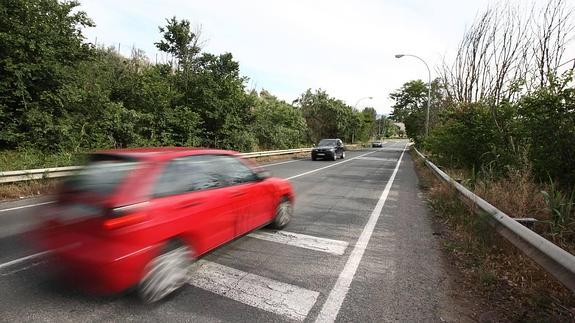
[0,179,59,200]
[411,149,575,322]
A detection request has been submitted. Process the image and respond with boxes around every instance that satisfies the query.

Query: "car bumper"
[30,224,158,294]
[311,151,335,159]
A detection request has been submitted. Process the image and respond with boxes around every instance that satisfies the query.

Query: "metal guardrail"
[0,148,313,184]
[413,147,575,292]
[240,148,311,158]
[0,166,83,184]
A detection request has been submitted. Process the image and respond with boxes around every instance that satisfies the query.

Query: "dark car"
[371,140,384,147]
[311,139,345,161]
[30,148,294,303]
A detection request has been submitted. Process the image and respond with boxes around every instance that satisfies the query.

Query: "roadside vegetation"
[392,0,575,320]
[412,153,575,321]
[392,0,575,251]
[0,0,400,172]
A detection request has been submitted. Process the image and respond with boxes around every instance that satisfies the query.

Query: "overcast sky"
[78,0,518,115]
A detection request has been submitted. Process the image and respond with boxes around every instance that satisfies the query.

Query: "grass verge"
[411,148,575,322]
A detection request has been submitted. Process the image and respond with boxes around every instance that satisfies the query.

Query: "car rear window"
[65,155,137,196]
[318,139,337,146]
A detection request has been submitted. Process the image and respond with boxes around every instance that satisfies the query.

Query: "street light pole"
[352,96,373,144]
[395,54,431,137]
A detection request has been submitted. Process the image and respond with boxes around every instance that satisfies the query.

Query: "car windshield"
[318,139,337,146]
[65,155,137,196]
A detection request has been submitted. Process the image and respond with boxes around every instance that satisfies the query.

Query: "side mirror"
[312,143,316,147]
[255,170,271,181]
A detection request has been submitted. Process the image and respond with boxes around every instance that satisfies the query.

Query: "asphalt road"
[0,140,456,322]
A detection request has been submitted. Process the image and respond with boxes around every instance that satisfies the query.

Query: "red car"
[31,148,294,302]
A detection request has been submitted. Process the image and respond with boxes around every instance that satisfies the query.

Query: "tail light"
[103,202,149,230]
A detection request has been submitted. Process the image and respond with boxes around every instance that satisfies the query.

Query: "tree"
[0,0,94,150]
[154,17,201,71]
[389,79,442,143]
[298,89,356,143]
[251,91,309,150]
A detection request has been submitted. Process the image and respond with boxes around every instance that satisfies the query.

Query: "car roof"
[94,147,239,161]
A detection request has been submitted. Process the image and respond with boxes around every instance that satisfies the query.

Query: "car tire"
[332,153,337,161]
[312,156,316,161]
[138,240,194,303]
[269,198,292,229]
[341,151,345,159]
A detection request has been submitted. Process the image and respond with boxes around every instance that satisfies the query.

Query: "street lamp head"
[395,54,404,58]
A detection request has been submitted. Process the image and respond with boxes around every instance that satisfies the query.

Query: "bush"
[424,102,517,174]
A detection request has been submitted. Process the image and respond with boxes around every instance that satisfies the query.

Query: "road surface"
[0,139,459,322]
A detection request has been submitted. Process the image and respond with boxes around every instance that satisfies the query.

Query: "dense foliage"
[0,0,380,166]
[393,75,574,189]
[390,1,575,191]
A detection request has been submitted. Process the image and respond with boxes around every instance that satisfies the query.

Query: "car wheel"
[269,198,292,229]
[341,151,345,159]
[312,156,316,161]
[138,240,194,303]
[332,153,337,161]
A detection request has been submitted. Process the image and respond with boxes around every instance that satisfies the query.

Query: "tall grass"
[541,178,575,245]
[411,148,575,321]
[0,148,87,172]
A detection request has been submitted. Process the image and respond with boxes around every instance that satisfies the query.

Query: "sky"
[78,0,511,115]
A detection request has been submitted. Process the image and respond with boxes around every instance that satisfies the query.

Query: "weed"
[540,177,575,244]
[479,270,497,288]
[410,149,575,322]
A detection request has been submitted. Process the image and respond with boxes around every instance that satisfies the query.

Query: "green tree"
[251,91,309,150]
[0,0,94,150]
[298,89,355,143]
[517,83,575,187]
[389,79,443,143]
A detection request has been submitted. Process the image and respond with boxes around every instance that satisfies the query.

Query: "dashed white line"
[314,143,407,323]
[189,260,320,321]
[248,230,349,256]
[0,201,54,213]
[0,251,51,270]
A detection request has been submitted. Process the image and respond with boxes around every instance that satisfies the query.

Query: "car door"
[336,140,344,157]
[147,155,236,256]
[214,155,276,236]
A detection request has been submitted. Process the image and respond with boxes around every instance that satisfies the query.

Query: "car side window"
[211,155,257,185]
[153,155,225,197]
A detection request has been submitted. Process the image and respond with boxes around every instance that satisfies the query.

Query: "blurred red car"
[31,148,294,302]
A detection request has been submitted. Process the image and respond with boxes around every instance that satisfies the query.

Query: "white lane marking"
[189,260,319,321]
[315,143,407,323]
[287,151,378,180]
[248,230,349,256]
[355,156,399,162]
[263,159,303,167]
[0,201,54,213]
[0,251,52,270]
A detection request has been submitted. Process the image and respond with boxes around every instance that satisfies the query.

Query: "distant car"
[371,141,384,148]
[30,148,294,303]
[311,138,345,161]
